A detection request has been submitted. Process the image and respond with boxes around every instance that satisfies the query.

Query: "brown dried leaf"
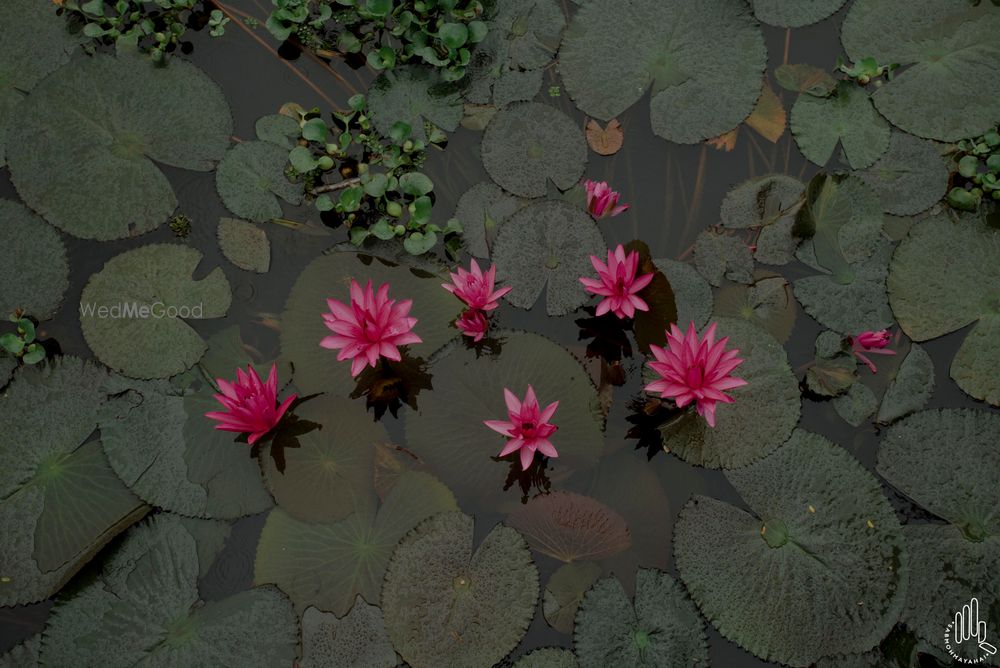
[585,118,624,155]
[746,81,786,143]
[707,128,738,152]
[506,491,631,562]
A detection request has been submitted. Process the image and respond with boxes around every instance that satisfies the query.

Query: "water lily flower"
[484,385,559,470]
[204,364,297,445]
[584,179,629,219]
[644,321,747,428]
[850,329,896,373]
[579,244,654,319]
[320,279,422,377]
[442,259,511,311]
[456,309,489,342]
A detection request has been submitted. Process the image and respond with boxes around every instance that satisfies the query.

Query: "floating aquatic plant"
[204,363,297,446]
[485,385,560,470]
[579,244,654,320]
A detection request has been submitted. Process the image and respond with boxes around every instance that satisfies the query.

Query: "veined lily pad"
[674,430,907,667]
[855,132,948,216]
[254,471,458,616]
[506,491,631,562]
[218,217,271,272]
[841,0,1000,141]
[543,561,603,634]
[404,331,604,509]
[875,344,933,424]
[368,66,462,143]
[750,0,848,27]
[0,357,146,606]
[715,273,797,343]
[382,512,539,668]
[453,181,524,258]
[559,0,766,143]
[6,53,232,240]
[481,102,587,198]
[574,568,709,668]
[0,199,69,320]
[491,200,606,316]
[887,215,1000,405]
[657,317,800,469]
[80,244,232,379]
[300,599,397,668]
[790,83,890,169]
[216,141,302,223]
[653,259,713,330]
[40,514,298,667]
[515,648,580,668]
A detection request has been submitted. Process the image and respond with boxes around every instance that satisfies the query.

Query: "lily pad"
[574,568,709,668]
[855,132,948,216]
[0,199,68,320]
[300,599,397,668]
[280,249,461,396]
[832,382,878,427]
[750,0,848,27]
[0,634,39,668]
[543,561,603,634]
[491,200,606,316]
[653,259,713,330]
[791,83,891,169]
[80,244,232,379]
[876,344,933,424]
[720,174,805,230]
[657,317,800,469]
[0,357,146,606]
[559,0,766,143]
[715,273,796,343]
[6,53,232,239]
[514,648,580,668]
[841,0,1000,141]
[217,217,271,272]
[368,66,462,143]
[493,68,545,108]
[382,512,539,668]
[40,514,298,667]
[216,141,302,223]
[404,331,604,509]
[674,430,908,666]
[506,491,631,562]
[254,471,458,616]
[481,102,587,198]
[693,228,754,287]
[255,113,300,148]
[453,181,524,258]
[887,215,1000,405]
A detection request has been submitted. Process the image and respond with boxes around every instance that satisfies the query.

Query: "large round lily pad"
[404,331,604,509]
[674,430,907,667]
[506,491,631,562]
[80,244,232,379]
[855,131,948,216]
[574,568,709,668]
[750,0,848,27]
[6,53,232,239]
[216,141,302,223]
[875,343,933,425]
[382,512,539,668]
[657,317,800,469]
[0,357,147,606]
[887,214,1000,405]
[840,0,1000,141]
[300,599,397,668]
[0,199,68,320]
[481,102,587,198]
[491,200,606,316]
[40,514,298,667]
[791,83,890,169]
[559,0,766,143]
[368,65,462,143]
[254,471,457,616]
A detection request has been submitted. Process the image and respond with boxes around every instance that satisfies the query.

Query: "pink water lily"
[442,259,511,311]
[579,244,654,319]
[584,180,629,219]
[645,321,747,428]
[484,385,559,470]
[456,309,489,342]
[850,329,896,373]
[320,279,422,377]
[204,364,297,445]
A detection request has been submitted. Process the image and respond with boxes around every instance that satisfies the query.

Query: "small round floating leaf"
[506,491,631,563]
[543,562,603,634]
[514,647,580,668]
[559,0,766,143]
[491,200,605,316]
[875,344,933,425]
[674,430,907,667]
[382,512,539,668]
[368,66,462,143]
[482,102,587,198]
[841,0,1000,141]
[255,113,301,148]
[692,229,754,287]
[6,54,232,239]
[750,0,848,27]
[791,83,890,170]
[404,331,603,510]
[0,199,68,320]
[216,141,302,223]
[654,258,713,330]
[300,599,397,668]
[217,217,271,273]
[574,568,709,668]
[658,317,800,469]
[855,132,949,216]
[80,245,232,379]
[453,181,525,258]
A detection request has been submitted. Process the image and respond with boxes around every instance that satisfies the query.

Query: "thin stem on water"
[310,177,362,194]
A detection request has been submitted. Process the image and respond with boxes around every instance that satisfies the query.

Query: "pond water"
[1,1,998,667]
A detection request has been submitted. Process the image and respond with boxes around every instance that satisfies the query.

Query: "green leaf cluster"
[0,313,46,366]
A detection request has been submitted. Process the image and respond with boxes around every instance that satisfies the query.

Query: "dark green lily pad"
[0,357,146,606]
[40,514,297,667]
[841,0,1000,141]
[514,648,580,668]
[887,215,1000,405]
[715,273,797,344]
[404,331,604,509]
[0,199,68,320]
[574,568,709,668]
[543,561,603,634]
[218,217,271,272]
[0,634,39,668]
[876,344,933,424]
[0,355,15,387]
[750,0,848,27]
[491,200,606,316]
[6,53,232,240]
[832,381,878,426]
[720,174,805,230]
[791,83,890,169]
[300,599,397,668]
[80,244,232,379]
[559,0,766,143]
[368,66,462,143]
[674,430,907,667]
[382,512,539,668]
[216,141,302,223]
[453,181,525,257]
[654,258,713,329]
[693,228,754,287]
[481,102,587,198]
[657,317,800,469]
[855,132,948,216]
[254,471,458,616]
[493,68,545,108]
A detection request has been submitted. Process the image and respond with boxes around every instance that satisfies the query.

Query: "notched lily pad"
[855,132,948,216]
[543,561,603,634]
[653,258,713,330]
[791,82,890,169]
[0,199,69,320]
[750,0,848,27]
[216,141,302,223]
[368,65,462,143]
[452,181,525,258]
[300,599,397,668]
[876,344,933,424]
[715,273,797,343]
[693,228,754,287]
